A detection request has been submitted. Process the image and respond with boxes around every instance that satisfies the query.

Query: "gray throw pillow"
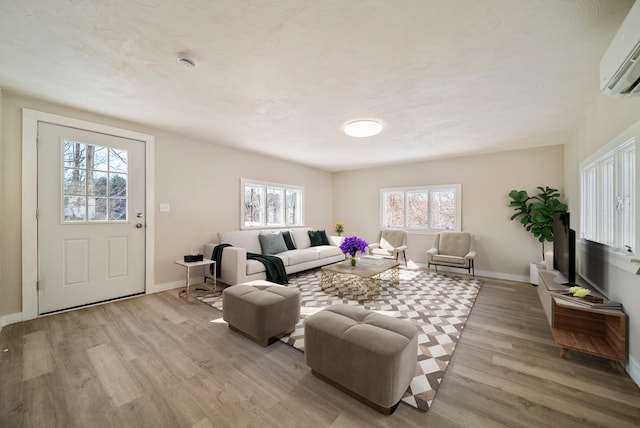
[259,232,288,255]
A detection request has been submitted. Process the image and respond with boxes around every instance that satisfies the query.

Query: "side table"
[173,258,217,301]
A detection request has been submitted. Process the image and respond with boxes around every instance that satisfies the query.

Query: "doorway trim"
[22,108,155,320]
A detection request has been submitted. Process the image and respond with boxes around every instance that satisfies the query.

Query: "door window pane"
[89,171,108,196]
[109,173,127,197]
[109,198,127,221]
[64,168,86,195]
[62,141,129,223]
[63,141,86,168]
[109,148,128,173]
[90,146,108,171]
[88,197,108,221]
[64,196,87,221]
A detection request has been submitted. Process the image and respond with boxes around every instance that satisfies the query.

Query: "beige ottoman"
[304,304,417,415]
[222,281,300,347]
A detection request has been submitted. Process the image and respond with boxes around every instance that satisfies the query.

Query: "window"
[380,184,461,232]
[241,179,304,229]
[580,138,635,251]
[62,140,128,222]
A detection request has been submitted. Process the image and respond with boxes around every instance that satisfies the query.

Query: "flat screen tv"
[553,212,576,284]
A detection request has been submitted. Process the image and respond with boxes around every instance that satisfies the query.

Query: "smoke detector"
[177,52,197,69]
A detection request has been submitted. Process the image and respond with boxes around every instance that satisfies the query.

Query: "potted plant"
[508,186,567,282]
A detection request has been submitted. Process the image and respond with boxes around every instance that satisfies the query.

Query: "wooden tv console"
[537,270,627,371]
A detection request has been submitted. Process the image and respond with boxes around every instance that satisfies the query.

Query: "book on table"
[552,291,622,309]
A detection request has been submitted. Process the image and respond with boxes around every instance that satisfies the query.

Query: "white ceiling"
[0,0,634,171]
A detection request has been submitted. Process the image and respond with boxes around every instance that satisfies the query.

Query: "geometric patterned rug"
[198,268,482,412]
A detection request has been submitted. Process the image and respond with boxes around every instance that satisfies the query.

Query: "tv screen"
[553,212,576,284]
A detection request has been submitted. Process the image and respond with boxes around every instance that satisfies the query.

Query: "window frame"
[240,178,305,229]
[379,184,462,232]
[580,137,636,252]
[60,140,130,224]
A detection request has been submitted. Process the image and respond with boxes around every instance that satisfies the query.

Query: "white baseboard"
[1,311,24,331]
[412,263,530,284]
[150,279,188,294]
[627,356,640,388]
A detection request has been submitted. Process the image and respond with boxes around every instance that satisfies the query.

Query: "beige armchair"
[367,229,408,266]
[426,232,476,278]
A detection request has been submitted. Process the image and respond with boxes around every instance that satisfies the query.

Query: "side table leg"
[185,265,191,301]
[560,348,568,359]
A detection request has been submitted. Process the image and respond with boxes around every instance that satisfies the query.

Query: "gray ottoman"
[304,304,417,415]
[222,281,300,347]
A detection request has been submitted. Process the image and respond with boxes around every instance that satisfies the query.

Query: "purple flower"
[339,236,368,256]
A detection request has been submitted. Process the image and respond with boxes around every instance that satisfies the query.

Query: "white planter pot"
[530,262,546,285]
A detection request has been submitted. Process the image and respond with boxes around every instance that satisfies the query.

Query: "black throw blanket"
[210,243,288,285]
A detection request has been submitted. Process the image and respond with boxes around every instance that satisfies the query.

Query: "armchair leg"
[402,250,407,267]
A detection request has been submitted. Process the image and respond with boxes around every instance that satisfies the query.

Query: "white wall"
[333,146,565,281]
[0,92,334,318]
[565,93,640,382]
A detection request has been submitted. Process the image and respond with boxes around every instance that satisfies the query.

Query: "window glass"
[381,185,461,231]
[286,189,302,226]
[62,141,129,223]
[241,179,304,229]
[406,191,428,228]
[244,184,264,227]
[580,138,635,251]
[266,187,284,226]
[383,191,405,228]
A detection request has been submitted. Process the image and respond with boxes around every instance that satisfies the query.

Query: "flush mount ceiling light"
[177,52,197,69]
[344,120,383,137]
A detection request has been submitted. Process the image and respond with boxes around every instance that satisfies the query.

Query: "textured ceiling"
[0,0,634,171]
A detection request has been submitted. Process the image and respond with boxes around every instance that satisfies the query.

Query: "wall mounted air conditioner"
[600,1,640,98]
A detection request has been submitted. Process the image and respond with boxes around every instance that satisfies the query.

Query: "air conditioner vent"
[601,2,640,98]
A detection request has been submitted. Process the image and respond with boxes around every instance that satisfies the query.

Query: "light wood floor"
[1,275,639,427]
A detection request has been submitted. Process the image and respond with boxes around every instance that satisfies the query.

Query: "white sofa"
[204,228,345,285]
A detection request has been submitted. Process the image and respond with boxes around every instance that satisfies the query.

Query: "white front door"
[37,122,146,314]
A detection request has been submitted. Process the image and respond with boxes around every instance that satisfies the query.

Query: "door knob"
[136,223,143,229]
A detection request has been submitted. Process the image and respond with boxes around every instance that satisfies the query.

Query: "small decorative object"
[334,222,344,236]
[339,236,368,266]
[568,286,591,298]
[508,186,567,261]
[184,251,203,262]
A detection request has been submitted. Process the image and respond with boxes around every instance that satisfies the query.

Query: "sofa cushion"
[439,232,471,258]
[218,230,262,254]
[432,254,465,265]
[246,259,267,275]
[285,248,319,264]
[312,245,343,259]
[308,229,330,246]
[282,231,296,250]
[290,228,312,249]
[259,231,288,255]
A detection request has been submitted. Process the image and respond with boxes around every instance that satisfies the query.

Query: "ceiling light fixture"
[344,120,383,137]
[177,52,197,69]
